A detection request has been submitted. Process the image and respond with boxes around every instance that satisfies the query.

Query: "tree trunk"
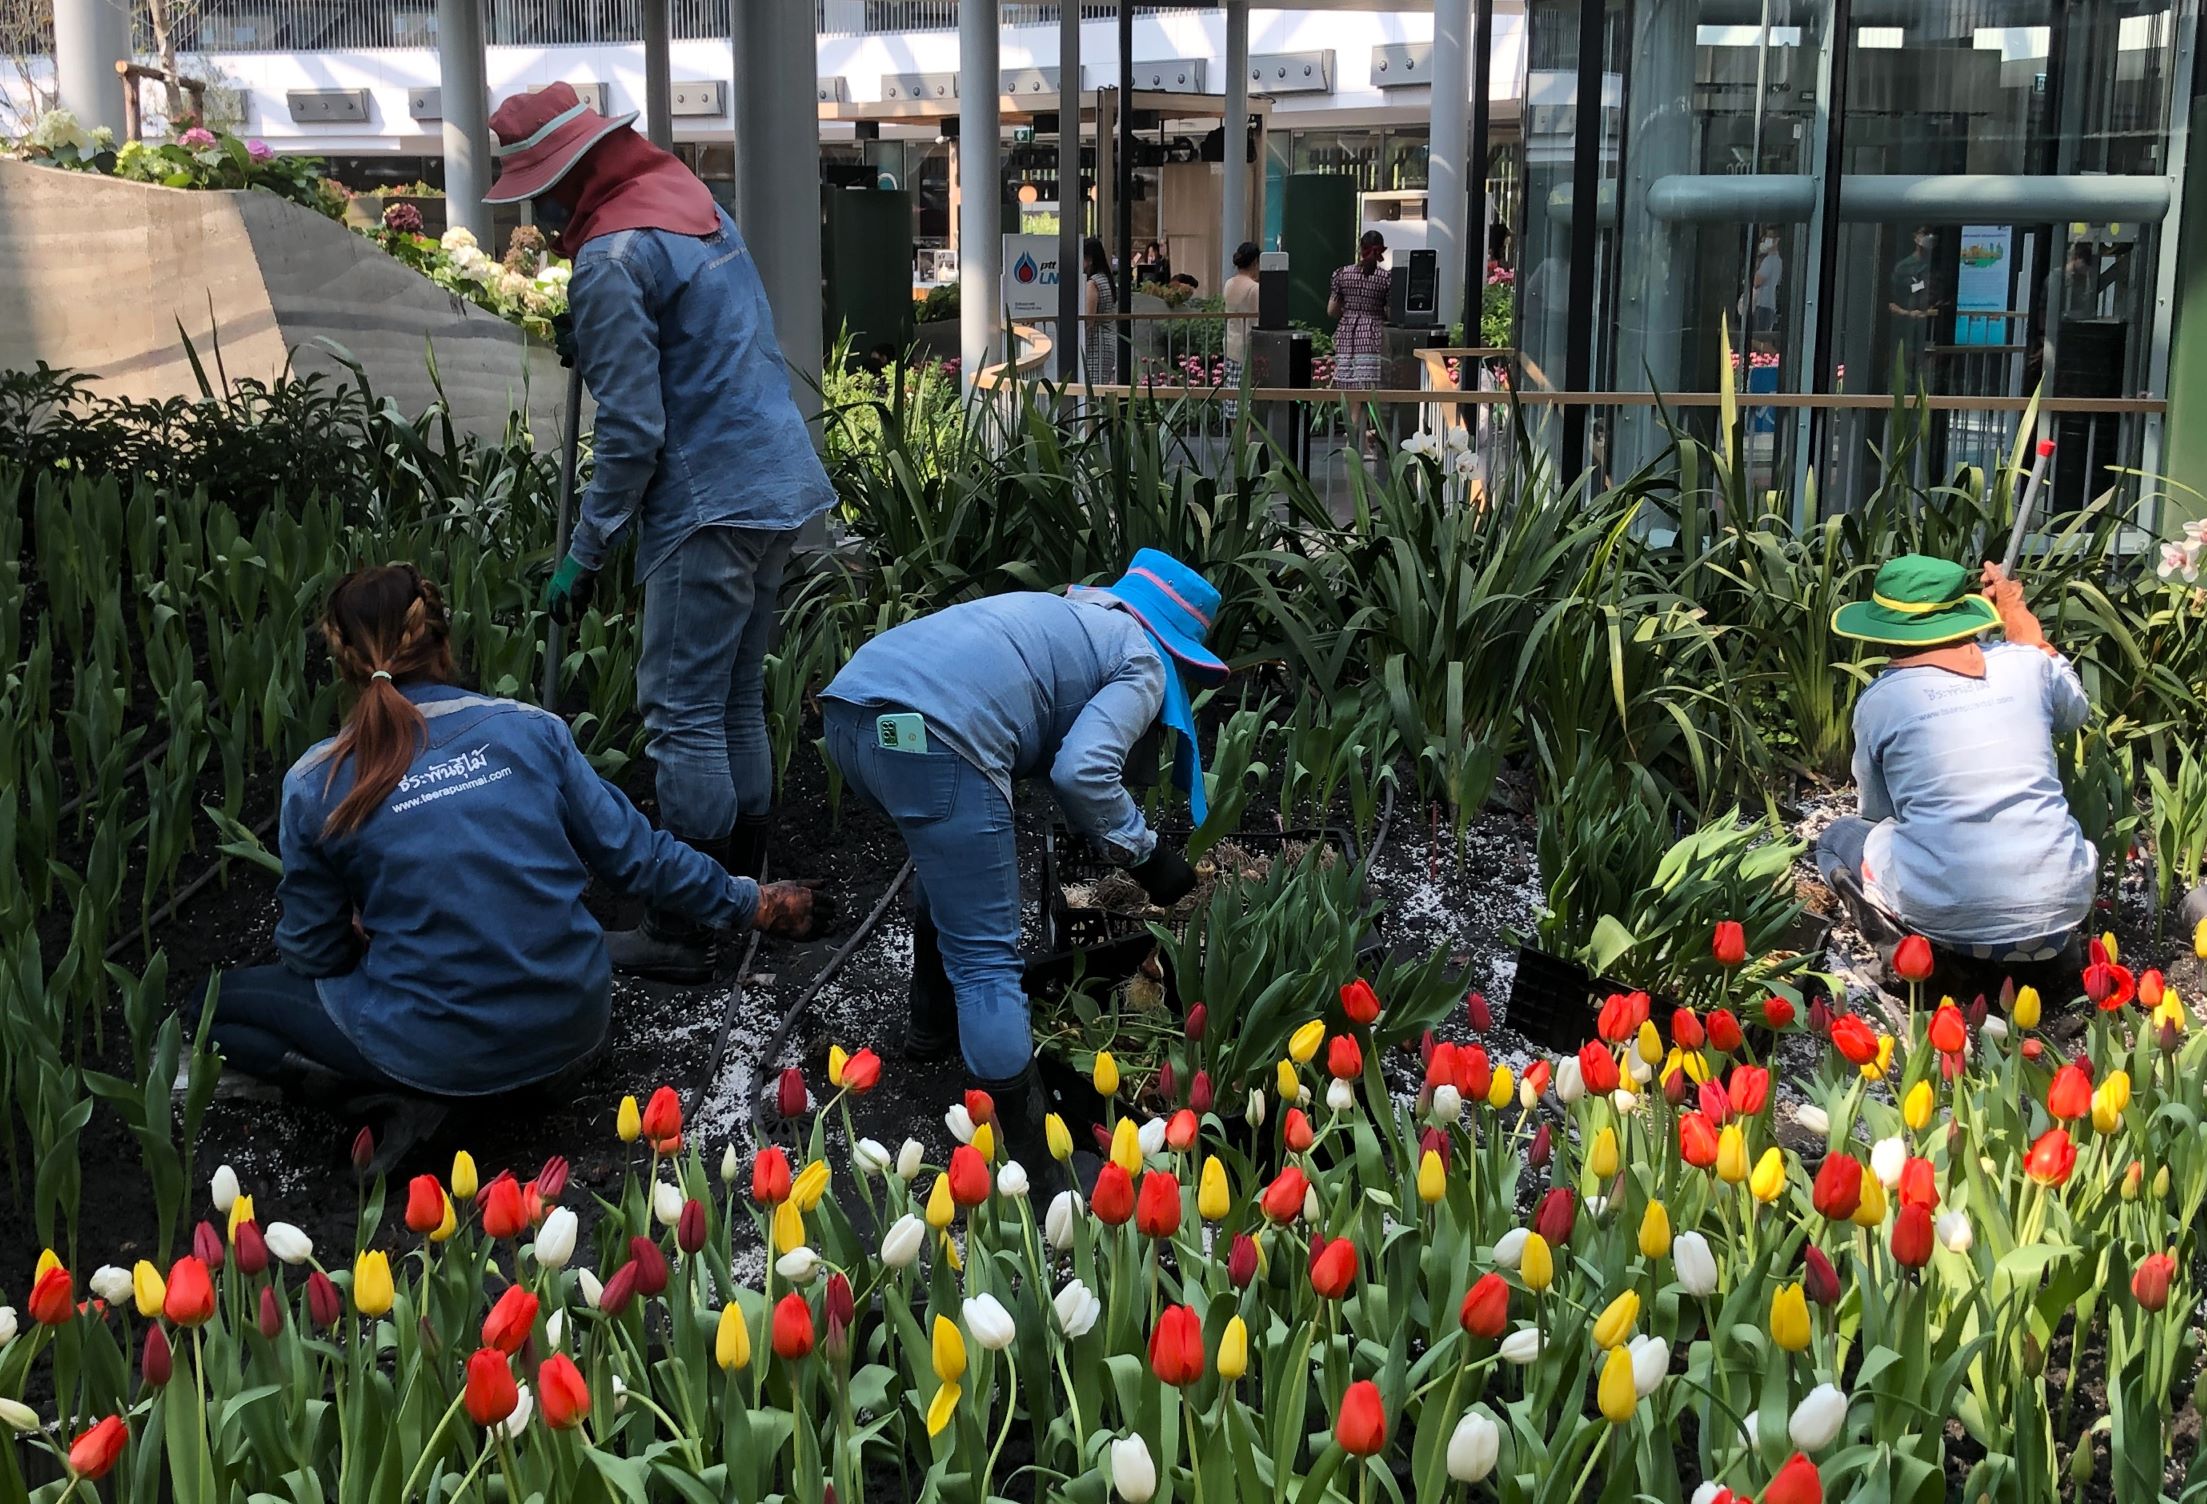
[143,0,183,126]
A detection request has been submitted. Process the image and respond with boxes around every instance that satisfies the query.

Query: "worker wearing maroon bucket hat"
[486,82,836,982]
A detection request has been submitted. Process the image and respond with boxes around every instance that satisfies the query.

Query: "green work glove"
[543,555,597,624]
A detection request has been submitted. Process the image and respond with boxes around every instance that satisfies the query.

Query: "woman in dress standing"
[1329,230,1391,451]
[1082,236,1118,386]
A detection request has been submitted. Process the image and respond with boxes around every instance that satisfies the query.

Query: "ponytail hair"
[318,564,456,838]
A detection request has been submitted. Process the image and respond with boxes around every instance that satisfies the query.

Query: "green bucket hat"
[1831,554,2003,647]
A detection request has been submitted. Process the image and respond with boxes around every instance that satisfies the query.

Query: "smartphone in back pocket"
[875,712,929,754]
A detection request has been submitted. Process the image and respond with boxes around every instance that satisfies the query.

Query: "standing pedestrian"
[1082,236,1119,386]
[1330,230,1392,452]
[1221,240,1260,419]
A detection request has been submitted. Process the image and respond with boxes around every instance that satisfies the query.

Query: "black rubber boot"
[972,1059,1066,1202]
[903,907,961,1062]
[727,814,771,883]
[607,833,728,983]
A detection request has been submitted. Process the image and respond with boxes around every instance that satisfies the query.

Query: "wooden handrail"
[995,382,2165,415]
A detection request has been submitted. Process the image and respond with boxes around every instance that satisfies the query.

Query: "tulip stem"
[1053,1347,1087,1453]
[399,1390,470,1501]
[1185,1384,1205,1503]
[982,1350,1018,1500]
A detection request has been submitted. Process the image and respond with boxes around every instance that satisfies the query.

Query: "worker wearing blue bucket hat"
[821,549,1228,1174]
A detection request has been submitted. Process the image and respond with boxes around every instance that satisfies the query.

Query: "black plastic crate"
[1040,822,1363,954]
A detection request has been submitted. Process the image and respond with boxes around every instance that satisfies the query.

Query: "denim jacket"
[567,206,834,581]
[276,684,757,1095]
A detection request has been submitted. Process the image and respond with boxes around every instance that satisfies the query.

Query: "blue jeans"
[638,524,794,841]
[208,965,403,1090]
[823,700,1030,1078]
[1819,815,2074,960]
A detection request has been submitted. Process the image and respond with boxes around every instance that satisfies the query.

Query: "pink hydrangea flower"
[179,126,217,148]
[246,138,274,161]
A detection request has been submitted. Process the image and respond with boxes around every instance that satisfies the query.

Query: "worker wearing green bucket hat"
[1818,554,2096,969]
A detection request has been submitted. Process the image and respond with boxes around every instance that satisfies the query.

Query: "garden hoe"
[540,363,585,707]
[2000,435,2057,579]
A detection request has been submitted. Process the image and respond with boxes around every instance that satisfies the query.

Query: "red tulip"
[1310,1237,1358,1299]
[1828,1013,1879,1066]
[677,1197,708,1254]
[538,1352,591,1429]
[481,1174,529,1239]
[1467,991,1493,1032]
[598,1262,640,1316]
[841,1048,882,1093]
[1165,1110,1198,1152]
[2139,969,2167,1011]
[1532,1187,1576,1247]
[1727,1065,1771,1118]
[777,1067,808,1119]
[1898,1156,1938,1210]
[1186,1003,1209,1041]
[771,1292,815,1359]
[1712,921,1748,967]
[482,1285,539,1355]
[142,1323,172,1386]
[1426,1042,1462,1092]
[1334,1379,1387,1455]
[1340,978,1382,1025]
[1092,1163,1135,1225]
[1189,1070,1214,1113]
[948,1145,991,1206]
[1927,1004,1967,1055]
[1528,1123,1552,1169]
[2084,938,2135,1011]
[405,1174,445,1234]
[1811,1154,1863,1220]
[1284,1109,1315,1153]
[1262,1165,1310,1222]
[1460,1272,1510,1338]
[2133,1251,2178,1312]
[1326,1034,1363,1081]
[194,1221,225,1270]
[1523,1059,1553,1099]
[1597,991,1647,1044]
[1420,1126,1451,1167]
[826,1271,855,1331]
[257,1285,283,1339]
[66,1416,128,1480]
[535,1155,571,1201]
[1150,1304,1205,1386]
[1671,1007,1705,1049]
[628,1235,669,1296]
[1578,1041,1619,1096]
[1698,1080,1732,1127]
[1136,1170,1182,1239]
[1707,1009,1744,1054]
[306,1271,342,1329]
[753,1147,793,1205]
[2022,1037,2044,1061]
[640,1086,683,1148]
[350,1126,376,1172]
[1890,1203,1934,1268]
[1680,1112,1719,1169]
[964,1089,996,1127]
[1228,1232,1260,1288]
[1460,1045,1493,1100]
[1763,1452,1824,1504]
[1762,996,1796,1030]
[1802,1245,1841,1307]
[2047,1063,2092,1121]
[164,1256,216,1327]
[233,1221,269,1277]
[1808,996,1834,1036]
[2025,1127,2077,1186]
[463,1348,519,1427]
[1892,935,1935,983]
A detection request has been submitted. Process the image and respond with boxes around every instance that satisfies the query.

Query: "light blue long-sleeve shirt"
[566,206,834,581]
[1852,641,2096,946]
[820,593,1166,862]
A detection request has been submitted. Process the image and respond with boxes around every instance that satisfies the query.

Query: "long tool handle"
[540,366,585,708]
[2000,437,2057,578]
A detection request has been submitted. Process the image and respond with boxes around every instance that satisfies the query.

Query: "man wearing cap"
[819,550,1225,1169]
[484,82,836,983]
[1821,555,2096,967]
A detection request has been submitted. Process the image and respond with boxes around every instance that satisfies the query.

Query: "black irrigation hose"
[106,811,281,962]
[58,745,165,824]
[1364,779,1400,870]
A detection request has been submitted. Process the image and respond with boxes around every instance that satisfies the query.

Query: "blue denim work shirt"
[821,593,1168,863]
[567,206,835,581]
[276,684,758,1096]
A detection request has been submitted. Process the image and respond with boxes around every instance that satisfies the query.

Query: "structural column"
[642,0,673,151]
[1612,0,1694,472]
[1220,0,1251,287]
[1057,0,1084,381]
[734,0,825,432]
[1428,0,1473,330]
[54,0,132,137]
[437,0,493,244]
[958,0,1002,394]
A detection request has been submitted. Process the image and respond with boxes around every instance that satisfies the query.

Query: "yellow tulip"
[1715,1125,1748,1185]
[1520,1232,1554,1293]
[616,1095,641,1143]
[430,1193,458,1244]
[2123,1161,2143,1201]
[1858,1033,1894,1080]
[828,1045,850,1088]
[2155,1164,2172,1199]
[1591,1290,1640,1350]
[772,1200,805,1254]
[1635,1020,1664,1065]
[1288,1020,1325,1064]
[931,1313,967,1383]
[1638,1199,1671,1259]
[1417,1150,1446,1205]
[1093,1052,1120,1096]
[2194,916,2207,961]
[1199,1158,1232,1221]
[1769,1281,1811,1353]
[1046,1114,1073,1162]
[131,1259,165,1319]
[2012,985,2042,1030]
[2102,931,2121,964]
[33,1249,58,1283]
[1588,1127,1619,1181]
[450,1151,478,1202]
[1218,1314,1250,1381]
[1749,1147,1786,1204]
[1110,1118,1142,1176]
[1902,1080,1934,1132]
[926,1173,955,1230]
[793,1161,831,1213]
[1671,1048,1710,1085]
[2153,994,2189,1033]
[971,1122,996,1164]
[715,1302,751,1370]
[228,1193,256,1242]
[1598,1345,1638,1423]
[1850,1170,1886,1229]
[2093,1071,2132,1135]
[1487,1065,1514,1111]
[352,1250,395,1318]
[942,1231,964,1272]
[1276,1059,1300,1099]
[926,1382,961,1438]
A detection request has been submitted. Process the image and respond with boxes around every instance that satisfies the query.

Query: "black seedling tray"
[1508,944,1627,1054]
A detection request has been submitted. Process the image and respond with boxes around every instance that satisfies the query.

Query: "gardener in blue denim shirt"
[821,550,1226,1173]
[211,566,824,1163]
[484,83,836,983]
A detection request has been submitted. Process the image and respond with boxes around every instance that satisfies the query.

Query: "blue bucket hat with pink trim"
[1084,549,1229,822]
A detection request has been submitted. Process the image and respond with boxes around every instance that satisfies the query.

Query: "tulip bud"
[1189,1070,1214,1114]
[265,1223,313,1267]
[349,1126,376,1172]
[1044,1192,1083,1251]
[306,1271,341,1329]
[881,1214,927,1269]
[1325,1078,1356,1115]
[1498,1326,1543,1364]
[1638,1200,1671,1259]
[1802,1245,1840,1307]
[258,1285,283,1340]
[677,1199,708,1254]
[211,1164,240,1214]
[233,1221,269,1277]
[1789,1383,1848,1452]
[1467,991,1493,1032]
[1109,1434,1157,1504]
[193,1221,224,1271]
[616,1095,641,1142]
[0,1399,36,1434]
[1750,1148,1787,1204]
[652,1180,684,1229]
[897,1139,924,1181]
[1228,1232,1260,1288]
[1589,1127,1619,1181]
[1870,1135,1907,1188]
[1092,1051,1121,1096]
[1245,1088,1267,1128]
[721,1145,740,1184]
[2155,1164,2172,1199]
[2122,1161,2144,1201]
[1934,1208,1973,1253]
[142,1323,173,1387]
[1528,1124,1551,1169]
[776,1068,808,1120]
[1793,1103,1830,1138]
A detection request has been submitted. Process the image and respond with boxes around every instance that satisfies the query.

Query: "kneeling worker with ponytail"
[209,565,827,1121]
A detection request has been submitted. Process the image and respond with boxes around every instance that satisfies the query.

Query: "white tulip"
[1629,1334,1669,1397]
[1794,1103,1830,1137]
[855,1138,892,1176]
[1740,1410,1759,1448]
[1053,1279,1102,1339]
[1610,1087,1638,1114]
[1625,1052,1653,1085]
[610,1373,629,1412]
[211,1164,240,1214]
[1137,1118,1167,1157]
[1935,1208,1974,1253]
[1432,1084,1463,1124]
[1870,1135,1907,1189]
[1325,1078,1357,1115]
[1301,1185,1320,1223]
[89,1266,132,1307]
[945,1105,976,1143]
[0,1397,37,1433]
[1555,1057,1585,1105]
[964,1293,1016,1351]
[0,1307,20,1347]
[881,1214,927,1269]
[1045,1191,1084,1250]
[1296,1085,1312,1107]
[1445,1408,1500,1483]
[1498,1326,1543,1364]
[1789,1383,1848,1451]
[546,1309,565,1349]
[501,1379,535,1439]
[1673,1231,1719,1297]
[1110,1433,1157,1504]
[652,1180,684,1228]
[1980,1014,2009,1040]
[997,1161,1030,1199]
[1691,1485,1724,1504]
[577,1269,604,1309]
[897,1139,925,1181]
[534,1207,578,1270]
[1245,1089,1267,1128]
[1492,1228,1529,1269]
[264,1223,314,1266]
[720,1145,740,1184]
[776,1247,821,1283]
[1518,1074,1540,1111]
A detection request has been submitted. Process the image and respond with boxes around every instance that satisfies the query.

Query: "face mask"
[1760,237,1777,252]
[534,196,573,234]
